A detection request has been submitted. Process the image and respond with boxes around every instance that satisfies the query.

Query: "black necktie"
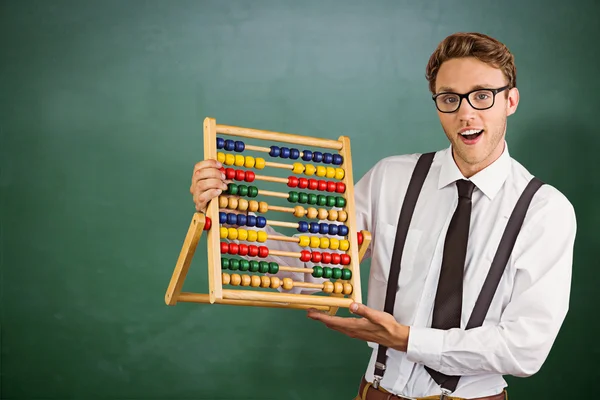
[426,179,475,386]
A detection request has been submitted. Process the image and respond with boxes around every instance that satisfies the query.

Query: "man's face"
[434,57,519,174]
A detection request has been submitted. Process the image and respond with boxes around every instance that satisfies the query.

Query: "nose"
[456,97,476,121]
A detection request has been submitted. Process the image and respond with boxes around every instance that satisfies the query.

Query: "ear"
[506,87,519,117]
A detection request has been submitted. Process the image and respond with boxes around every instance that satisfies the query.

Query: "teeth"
[460,129,482,136]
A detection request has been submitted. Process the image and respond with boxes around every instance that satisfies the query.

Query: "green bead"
[322,267,332,279]
[298,192,308,204]
[342,268,352,280]
[336,196,346,208]
[326,196,337,207]
[268,262,279,274]
[332,268,342,279]
[259,261,269,273]
[288,191,299,203]
[227,183,238,195]
[248,186,259,198]
[307,193,318,205]
[312,266,323,278]
[221,257,230,270]
[249,260,260,272]
[317,195,327,206]
[238,185,249,196]
[239,260,250,271]
[230,259,240,271]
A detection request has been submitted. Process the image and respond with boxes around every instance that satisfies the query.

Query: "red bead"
[340,254,351,265]
[258,246,269,258]
[331,253,341,265]
[220,242,229,254]
[300,250,311,262]
[336,182,346,193]
[318,180,327,191]
[357,232,363,245]
[235,170,245,181]
[245,171,255,182]
[327,181,336,192]
[321,253,332,264]
[308,179,318,190]
[229,243,239,255]
[225,168,236,180]
[238,244,249,256]
[288,176,299,187]
[204,216,212,230]
[311,252,322,263]
[219,167,225,173]
[298,178,309,189]
[248,245,259,257]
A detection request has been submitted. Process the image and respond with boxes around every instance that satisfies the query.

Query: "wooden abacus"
[165,117,371,315]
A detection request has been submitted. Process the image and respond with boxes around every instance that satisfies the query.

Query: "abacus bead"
[302,150,312,161]
[305,164,316,175]
[269,146,281,157]
[259,261,269,273]
[342,268,352,280]
[259,201,268,213]
[221,257,230,270]
[230,259,240,270]
[247,215,256,227]
[326,167,336,179]
[219,212,227,224]
[258,246,269,257]
[339,240,350,251]
[245,171,255,182]
[290,148,300,159]
[319,223,329,235]
[240,260,250,271]
[307,193,317,205]
[235,155,245,167]
[332,267,342,279]
[335,168,345,180]
[245,156,255,168]
[238,244,249,256]
[217,137,225,149]
[336,182,346,193]
[331,253,341,265]
[309,222,320,233]
[294,206,306,218]
[241,274,251,286]
[318,208,328,220]
[333,282,344,294]
[307,208,318,219]
[238,185,248,196]
[280,147,290,158]
[312,266,323,278]
[336,197,346,208]
[321,253,332,264]
[219,196,228,208]
[298,221,308,232]
[220,227,228,239]
[227,183,238,195]
[328,209,338,221]
[248,246,259,257]
[292,163,305,174]
[227,213,237,225]
[323,153,333,164]
[255,158,266,169]
[217,152,226,164]
[235,170,245,181]
[247,230,257,242]
[338,211,348,222]
[251,275,261,287]
[326,196,337,207]
[257,231,267,242]
[288,191,299,203]
[237,214,247,227]
[317,195,327,206]
[288,176,299,187]
[311,252,322,263]
[298,178,309,189]
[238,199,249,211]
[228,197,238,210]
[323,267,333,279]
[268,262,279,274]
[308,179,318,190]
[340,254,351,265]
[300,250,311,262]
[283,278,294,291]
[227,227,238,240]
[298,192,308,204]
[248,200,259,212]
[237,229,248,243]
[224,139,235,151]
[270,276,281,289]
[357,232,363,245]
[316,166,327,177]
[329,224,338,236]
[235,140,245,152]
[222,272,231,285]
[327,181,336,192]
[204,217,212,230]
[256,216,266,228]
[310,236,320,248]
[249,260,260,272]
[318,180,327,191]
[333,154,343,165]
[229,243,239,254]
[322,281,334,293]
[225,168,236,180]
[248,186,259,198]
[339,225,349,236]
[313,151,323,162]
[329,238,340,250]
[261,276,270,288]
[343,283,353,295]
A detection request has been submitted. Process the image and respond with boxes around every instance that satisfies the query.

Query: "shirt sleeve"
[406,187,577,377]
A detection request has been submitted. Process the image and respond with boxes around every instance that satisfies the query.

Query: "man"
[189,32,576,400]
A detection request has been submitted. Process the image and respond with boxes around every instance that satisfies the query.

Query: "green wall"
[1,1,598,398]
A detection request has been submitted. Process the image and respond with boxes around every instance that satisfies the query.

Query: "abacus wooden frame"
[165,117,369,314]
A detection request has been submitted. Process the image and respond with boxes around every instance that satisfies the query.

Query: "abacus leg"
[177,292,330,311]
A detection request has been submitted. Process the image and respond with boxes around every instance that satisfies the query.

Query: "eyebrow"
[437,84,498,93]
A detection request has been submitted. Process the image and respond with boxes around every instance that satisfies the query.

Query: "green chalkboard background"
[1,0,598,399]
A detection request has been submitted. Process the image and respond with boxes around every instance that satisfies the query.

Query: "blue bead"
[269,146,280,157]
[302,150,312,162]
[219,212,227,224]
[227,213,238,225]
[309,222,320,234]
[256,216,266,228]
[329,224,338,235]
[338,225,349,236]
[323,153,333,164]
[247,216,257,227]
[298,221,308,232]
[313,151,323,162]
[319,223,329,235]
[333,154,343,165]
[224,140,235,151]
[234,141,245,152]
[280,147,290,158]
[237,214,247,226]
[290,148,300,159]
[216,138,225,149]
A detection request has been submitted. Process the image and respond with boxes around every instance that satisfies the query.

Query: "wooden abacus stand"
[165,117,371,315]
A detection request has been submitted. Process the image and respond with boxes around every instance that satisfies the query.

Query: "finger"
[194,188,224,212]
[193,178,229,195]
[349,303,383,323]
[193,159,222,175]
[192,166,226,186]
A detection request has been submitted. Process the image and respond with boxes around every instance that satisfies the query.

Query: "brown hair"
[425,32,516,94]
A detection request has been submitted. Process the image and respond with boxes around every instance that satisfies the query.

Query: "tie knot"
[456,179,475,199]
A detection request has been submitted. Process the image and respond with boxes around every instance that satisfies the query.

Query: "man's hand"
[307,303,410,352]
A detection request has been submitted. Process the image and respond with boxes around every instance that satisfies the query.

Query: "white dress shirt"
[238,142,576,398]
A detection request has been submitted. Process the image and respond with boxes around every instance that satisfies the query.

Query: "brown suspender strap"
[373,152,435,387]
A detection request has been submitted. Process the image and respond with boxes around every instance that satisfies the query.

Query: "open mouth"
[460,129,484,140]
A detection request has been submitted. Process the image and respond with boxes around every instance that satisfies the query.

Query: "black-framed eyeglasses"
[432,85,510,113]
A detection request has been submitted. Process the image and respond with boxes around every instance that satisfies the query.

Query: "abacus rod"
[267,221,299,229]
[177,292,331,311]
[216,124,344,150]
[242,144,271,153]
[278,266,317,273]
[258,189,289,199]
[254,175,287,184]
[268,235,299,243]
[265,161,292,170]
[269,249,301,258]
[222,290,353,307]
[267,205,295,213]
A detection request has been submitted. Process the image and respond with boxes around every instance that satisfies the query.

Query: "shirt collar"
[437,141,511,200]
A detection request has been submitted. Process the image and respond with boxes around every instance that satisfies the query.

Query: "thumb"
[350,302,378,321]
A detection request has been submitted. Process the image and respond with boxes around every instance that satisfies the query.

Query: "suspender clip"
[439,388,451,400]
[372,362,386,389]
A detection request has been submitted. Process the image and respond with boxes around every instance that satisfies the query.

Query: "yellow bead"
[319,237,329,249]
[318,208,328,220]
[298,236,310,247]
[222,272,231,285]
[322,281,334,293]
[339,240,350,251]
[231,274,241,286]
[219,196,228,208]
[329,238,340,250]
[328,209,338,221]
[225,153,235,165]
[238,199,249,211]
[247,230,258,242]
[228,197,238,209]
[248,200,259,212]
[343,282,353,295]
[326,167,336,179]
[217,152,225,163]
[316,166,327,177]
[257,231,267,243]
[251,275,261,287]
[310,236,320,248]
[270,276,281,289]
[294,205,305,218]
[292,163,305,174]
[305,164,316,176]
[337,211,348,222]
[282,278,294,290]
[241,274,252,286]
[260,276,270,288]
[228,228,238,240]
[244,156,255,168]
[220,227,228,239]
[237,229,248,241]
[335,168,345,180]
[333,281,344,294]
[307,207,318,219]
[255,157,266,169]
[235,155,245,167]
[258,201,269,213]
